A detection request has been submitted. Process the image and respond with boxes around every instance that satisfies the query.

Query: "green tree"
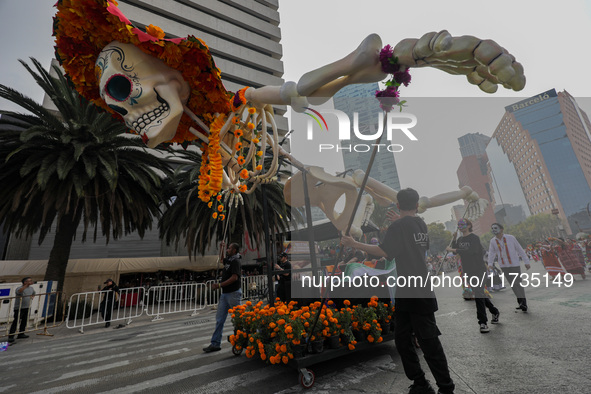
[159,149,298,256]
[427,222,453,256]
[481,214,561,249]
[0,59,172,294]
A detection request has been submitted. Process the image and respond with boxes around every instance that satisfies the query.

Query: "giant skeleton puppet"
[54,0,525,238]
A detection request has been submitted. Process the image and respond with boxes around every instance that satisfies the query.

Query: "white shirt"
[487,234,529,268]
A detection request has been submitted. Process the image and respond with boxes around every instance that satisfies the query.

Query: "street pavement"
[1,262,590,393]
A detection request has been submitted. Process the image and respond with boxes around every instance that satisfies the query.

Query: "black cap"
[279,252,288,258]
[104,279,114,284]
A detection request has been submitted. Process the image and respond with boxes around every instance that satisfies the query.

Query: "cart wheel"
[299,368,315,389]
[232,346,243,356]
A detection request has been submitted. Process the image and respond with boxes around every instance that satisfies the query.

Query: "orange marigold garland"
[198,114,225,202]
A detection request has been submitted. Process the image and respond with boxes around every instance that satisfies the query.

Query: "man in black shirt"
[342,188,454,394]
[100,279,120,328]
[448,219,499,333]
[274,252,292,302]
[203,242,242,353]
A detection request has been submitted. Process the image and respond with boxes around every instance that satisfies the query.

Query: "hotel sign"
[505,89,557,113]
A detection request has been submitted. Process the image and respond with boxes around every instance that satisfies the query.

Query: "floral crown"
[53,0,232,144]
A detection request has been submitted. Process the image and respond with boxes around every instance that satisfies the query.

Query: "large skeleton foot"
[284,167,374,238]
[394,30,525,93]
[297,34,385,98]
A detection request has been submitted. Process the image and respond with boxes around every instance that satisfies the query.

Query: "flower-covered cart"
[228,297,395,388]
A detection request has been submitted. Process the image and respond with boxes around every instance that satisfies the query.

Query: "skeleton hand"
[464,198,489,220]
[394,30,525,93]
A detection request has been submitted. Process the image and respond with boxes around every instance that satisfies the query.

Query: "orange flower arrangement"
[229,299,393,364]
[197,114,225,201]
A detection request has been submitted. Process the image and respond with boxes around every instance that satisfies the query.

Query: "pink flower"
[375,87,400,112]
[379,45,400,74]
[394,69,412,87]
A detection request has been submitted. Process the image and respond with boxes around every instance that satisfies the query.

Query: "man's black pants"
[394,310,455,393]
[9,308,29,339]
[465,270,499,325]
[501,266,527,307]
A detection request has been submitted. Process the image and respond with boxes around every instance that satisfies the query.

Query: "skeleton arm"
[351,170,488,220]
[245,30,525,111]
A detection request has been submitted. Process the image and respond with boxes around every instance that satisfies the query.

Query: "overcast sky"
[2,0,591,224]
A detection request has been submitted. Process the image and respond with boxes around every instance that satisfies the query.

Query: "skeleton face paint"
[96,41,190,148]
[491,225,502,235]
[457,219,469,231]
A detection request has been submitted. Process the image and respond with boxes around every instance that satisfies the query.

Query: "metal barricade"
[204,280,221,307]
[66,287,145,333]
[145,283,205,321]
[1,291,65,338]
[241,275,268,301]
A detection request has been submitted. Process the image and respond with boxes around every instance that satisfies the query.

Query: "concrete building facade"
[486,89,591,234]
[456,154,496,235]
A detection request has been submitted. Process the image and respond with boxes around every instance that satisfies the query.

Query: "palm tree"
[0,58,172,294]
[159,149,299,257]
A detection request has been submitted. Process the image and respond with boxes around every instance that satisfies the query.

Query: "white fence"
[66,276,271,331]
[241,275,268,301]
[145,283,206,321]
[66,287,145,332]
[1,291,64,338]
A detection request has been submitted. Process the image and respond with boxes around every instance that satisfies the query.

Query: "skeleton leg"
[245,34,386,111]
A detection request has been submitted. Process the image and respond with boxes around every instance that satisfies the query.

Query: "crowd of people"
[526,237,590,278]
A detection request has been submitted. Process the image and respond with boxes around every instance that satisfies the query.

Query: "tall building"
[486,89,591,234]
[456,152,496,235]
[333,83,401,191]
[458,132,490,158]
[4,0,287,262]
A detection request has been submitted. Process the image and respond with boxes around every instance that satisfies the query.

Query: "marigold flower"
[248,107,256,114]
[348,344,355,350]
[237,156,245,165]
[207,201,213,208]
[240,169,249,179]
[256,165,262,171]
[212,212,218,219]
[344,300,351,306]
[256,151,263,157]
[252,138,259,144]
[235,142,243,151]
[235,129,243,138]
[367,335,374,343]
[232,117,240,124]
[239,184,247,193]
[219,214,225,221]
[282,356,289,364]
[218,204,224,212]
[247,122,255,130]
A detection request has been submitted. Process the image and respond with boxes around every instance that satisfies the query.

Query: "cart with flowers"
[228,297,395,388]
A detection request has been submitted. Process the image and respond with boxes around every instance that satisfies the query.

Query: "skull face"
[96,41,190,148]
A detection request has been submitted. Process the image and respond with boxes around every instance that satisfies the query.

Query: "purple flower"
[394,69,412,87]
[379,45,400,74]
[375,87,400,112]
[375,86,400,98]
